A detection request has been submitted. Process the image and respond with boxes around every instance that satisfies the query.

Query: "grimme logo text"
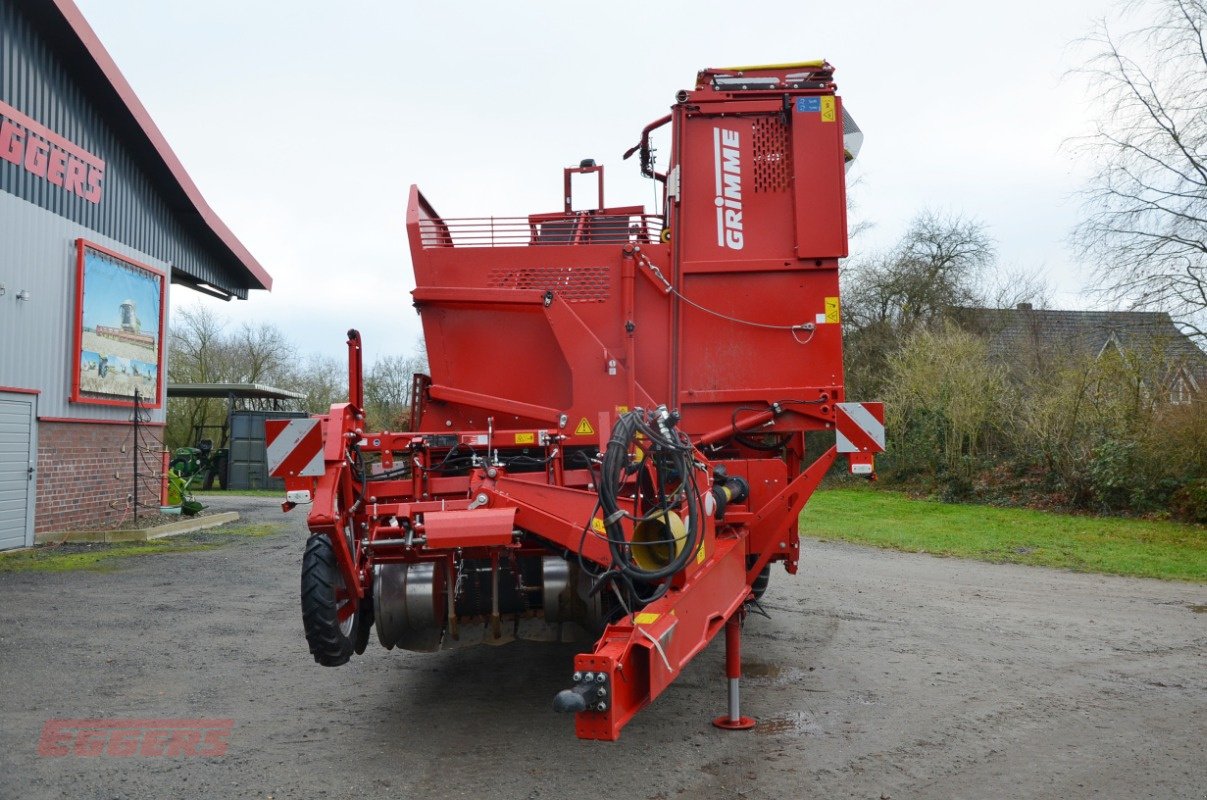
[713,127,744,250]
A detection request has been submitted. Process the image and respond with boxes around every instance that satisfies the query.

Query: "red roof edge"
[49,0,273,292]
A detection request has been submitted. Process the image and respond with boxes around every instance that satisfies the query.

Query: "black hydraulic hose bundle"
[596,408,705,583]
[728,398,826,451]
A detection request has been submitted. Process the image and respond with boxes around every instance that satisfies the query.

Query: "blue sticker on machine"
[796,97,821,113]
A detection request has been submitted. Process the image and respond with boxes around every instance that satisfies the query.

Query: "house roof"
[41,0,271,294]
[954,305,1207,386]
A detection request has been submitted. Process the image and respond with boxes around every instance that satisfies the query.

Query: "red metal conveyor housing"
[270,61,883,741]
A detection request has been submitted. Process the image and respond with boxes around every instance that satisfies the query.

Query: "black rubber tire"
[352,595,374,655]
[301,535,355,667]
[214,454,228,490]
[751,564,771,601]
[202,454,228,491]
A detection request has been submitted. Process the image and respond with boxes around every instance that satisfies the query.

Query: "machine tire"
[352,595,374,655]
[751,564,771,601]
[215,452,229,490]
[301,535,356,667]
[203,454,228,491]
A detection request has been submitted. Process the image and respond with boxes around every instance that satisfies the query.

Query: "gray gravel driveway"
[0,495,1203,799]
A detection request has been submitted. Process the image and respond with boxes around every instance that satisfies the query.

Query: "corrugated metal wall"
[0,190,169,422]
[0,0,250,298]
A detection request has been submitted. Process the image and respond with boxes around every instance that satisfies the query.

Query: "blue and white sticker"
[796,97,821,113]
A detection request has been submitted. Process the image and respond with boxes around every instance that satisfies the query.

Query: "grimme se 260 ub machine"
[268,61,883,741]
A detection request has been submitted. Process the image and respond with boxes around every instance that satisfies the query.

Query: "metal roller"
[374,562,445,652]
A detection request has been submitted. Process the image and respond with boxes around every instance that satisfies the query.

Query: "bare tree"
[232,322,292,385]
[166,303,430,447]
[983,266,1052,311]
[842,211,996,397]
[364,353,427,431]
[284,354,346,415]
[167,304,227,384]
[167,304,230,448]
[843,211,994,331]
[845,174,875,242]
[167,304,298,447]
[1073,0,1207,340]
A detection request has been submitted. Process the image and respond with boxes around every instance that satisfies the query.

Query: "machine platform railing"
[417,213,665,248]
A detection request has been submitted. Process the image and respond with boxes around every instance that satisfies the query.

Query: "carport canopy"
[167,383,308,490]
[167,382,305,404]
[167,382,307,448]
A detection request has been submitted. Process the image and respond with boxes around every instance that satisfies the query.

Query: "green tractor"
[169,438,229,491]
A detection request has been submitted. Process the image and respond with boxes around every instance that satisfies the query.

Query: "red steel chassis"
[274,62,880,741]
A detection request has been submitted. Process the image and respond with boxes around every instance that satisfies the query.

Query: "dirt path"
[1,496,1202,799]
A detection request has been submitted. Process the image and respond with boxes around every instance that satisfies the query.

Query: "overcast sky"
[75,0,1119,364]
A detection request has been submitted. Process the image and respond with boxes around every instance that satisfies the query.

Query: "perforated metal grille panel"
[752,117,792,192]
[486,266,610,302]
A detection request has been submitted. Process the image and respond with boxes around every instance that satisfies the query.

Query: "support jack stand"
[712,613,756,730]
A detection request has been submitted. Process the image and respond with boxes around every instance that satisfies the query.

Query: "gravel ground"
[0,495,1203,800]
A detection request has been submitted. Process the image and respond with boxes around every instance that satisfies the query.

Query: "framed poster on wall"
[71,239,166,409]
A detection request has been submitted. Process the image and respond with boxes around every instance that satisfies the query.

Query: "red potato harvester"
[268,61,884,741]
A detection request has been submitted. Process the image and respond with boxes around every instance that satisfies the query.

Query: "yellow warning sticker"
[615,405,629,414]
[824,296,841,324]
[575,417,596,436]
[514,432,535,445]
[634,612,660,625]
[696,541,707,564]
[591,517,606,534]
[821,96,836,123]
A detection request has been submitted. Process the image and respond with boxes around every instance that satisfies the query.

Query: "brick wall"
[35,420,165,534]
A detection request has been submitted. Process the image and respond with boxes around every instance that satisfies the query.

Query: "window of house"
[1170,375,1191,405]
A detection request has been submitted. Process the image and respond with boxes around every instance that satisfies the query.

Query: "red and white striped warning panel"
[835,402,885,454]
[266,418,325,478]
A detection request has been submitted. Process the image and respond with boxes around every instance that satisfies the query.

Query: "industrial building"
[0,0,271,548]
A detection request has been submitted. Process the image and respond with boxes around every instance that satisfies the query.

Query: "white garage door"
[0,392,36,550]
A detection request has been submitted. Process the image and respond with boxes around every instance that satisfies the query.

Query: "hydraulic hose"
[596,409,704,583]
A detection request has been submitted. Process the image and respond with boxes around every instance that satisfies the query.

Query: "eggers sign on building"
[0,0,271,549]
[0,99,105,203]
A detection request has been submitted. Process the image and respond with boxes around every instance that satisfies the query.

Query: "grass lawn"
[0,524,279,573]
[800,488,1207,582]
